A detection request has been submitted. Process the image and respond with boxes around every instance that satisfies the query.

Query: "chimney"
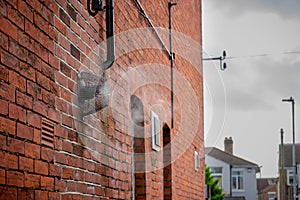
[224,137,233,154]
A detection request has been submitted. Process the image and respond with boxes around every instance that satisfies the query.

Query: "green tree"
[205,166,224,200]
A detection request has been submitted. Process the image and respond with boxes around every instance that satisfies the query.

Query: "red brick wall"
[0,0,204,199]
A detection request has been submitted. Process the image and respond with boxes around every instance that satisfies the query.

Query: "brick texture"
[0,0,204,199]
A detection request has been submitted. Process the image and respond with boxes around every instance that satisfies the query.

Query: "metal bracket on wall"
[203,50,227,71]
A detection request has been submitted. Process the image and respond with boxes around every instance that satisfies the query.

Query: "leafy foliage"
[205,166,224,200]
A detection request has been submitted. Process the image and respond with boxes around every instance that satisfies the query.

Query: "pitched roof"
[257,178,277,193]
[205,147,259,170]
[278,143,300,168]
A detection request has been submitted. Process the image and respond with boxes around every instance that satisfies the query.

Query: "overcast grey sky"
[203,0,300,177]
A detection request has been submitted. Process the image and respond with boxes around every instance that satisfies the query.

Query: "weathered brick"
[19,156,34,172]
[17,189,35,199]
[0,116,16,135]
[34,190,49,200]
[27,111,41,128]
[16,90,33,109]
[0,32,9,50]
[17,122,34,140]
[24,173,40,188]
[59,8,70,27]
[41,147,54,162]
[34,160,48,175]
[7,171,24,187]
[18,61,36,81]
[8,5,24,30]
[70,44,80,61]
[7,137,24,154]
[1,51,18,70]
[27,80,42,100]
[55,16,66,35]
[0,186,17,199]
[41,176,54,190]
[67,4,77,22]
[9,103,26,122]
[9,70,26,91]
[18,0,33,22]
[0,168,5,184]
[0,15,18,41]
[25,142,40,159]
[0,99,9,115]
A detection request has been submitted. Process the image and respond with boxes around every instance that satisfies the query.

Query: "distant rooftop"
[205,147,260,172]
[278,143,300,168]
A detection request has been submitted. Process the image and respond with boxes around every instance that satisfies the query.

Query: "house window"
[232,170,244,191]
[286,169,294,186]
[268,192,276,200]
[211,167,222,188]
[151,111,160,151]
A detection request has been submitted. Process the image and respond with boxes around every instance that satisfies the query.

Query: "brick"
[48,25,58,43]
[27,52,41,71]
[34,13,48,34]
[18,30,34,52]
[70,44,80,61]
[27,80,42,100]
[61,114,73,128]
[60,61,72,78]
[0,0,7,16]
[34,160,48,175]
[0,116,16,135]
[24,173,40,188]
[41,147,54,162]
[0,134,6,150]
[42,62,55,80]
[0,64,9,84]
[0,32,9,50]
[62,167,73,179]
[16,90,33,109]
[25,142,40,159]
[33,128,41,144]
[19,156,34,172]
[8,5,24,30]
[7,171,24,187]
[7,137,24,154]
[27,111,41,128]
[36,71,50,91]
[34,190,48,200]
[41,176,54,190]
[8,38,28,61]
[1,51,18,70]
[9,103,26,122]
[0,99,9,115]
[17,189,35,199]
[0,186,17,199]
[18,0,33,22]
[33,100,48,117]
[18,61,36,81]
[9,70,26,91]
[34,42,48,62]
[0,15,18,41]
[67,4,77,22]
[0,168,5,184]
[48,108,60,123]
[49,164,61,177]
[55,17,66,35]
[17,123,34,140]
[59,8,70,27]
[41,89,55,107]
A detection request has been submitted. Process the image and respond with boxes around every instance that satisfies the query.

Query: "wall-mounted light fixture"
[203,50,227,71]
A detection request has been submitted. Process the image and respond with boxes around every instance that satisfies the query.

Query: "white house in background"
[205,137,260,200]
